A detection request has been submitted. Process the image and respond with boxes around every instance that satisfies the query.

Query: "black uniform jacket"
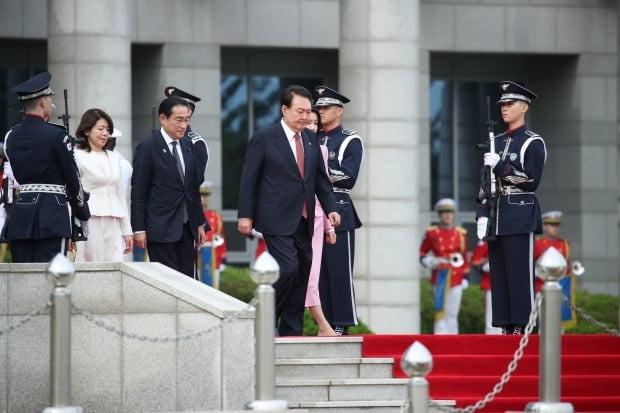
[476,125,546,236]
[5,114,86,239]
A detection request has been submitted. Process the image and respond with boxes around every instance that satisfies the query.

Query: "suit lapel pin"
[162,148,167,154]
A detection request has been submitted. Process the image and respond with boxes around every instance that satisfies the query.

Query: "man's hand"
[196,225,206,247]
[238,218,253,235]
[327,212,340,227]
[325,229,337,245]
[134,232,147,249]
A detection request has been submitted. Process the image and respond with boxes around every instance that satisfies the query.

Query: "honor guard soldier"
[419,198,470,334]
[315,86,364,335]
[199,181,227,287]
[164,86,209,185]
[534,211,577,330]
[476,81,546,335]
[471,241,502,334]
[4,72,90,262]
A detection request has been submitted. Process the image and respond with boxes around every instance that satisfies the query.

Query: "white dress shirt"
[161,127,185,175]
[280,118,303,162]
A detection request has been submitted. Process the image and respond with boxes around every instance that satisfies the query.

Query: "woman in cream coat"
[73,109,133,261]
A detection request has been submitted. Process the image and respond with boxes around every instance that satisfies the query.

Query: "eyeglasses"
[170,117,191,125]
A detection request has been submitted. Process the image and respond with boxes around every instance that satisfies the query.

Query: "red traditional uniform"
[204,209,227,268]
[534,235,570,292]
[471,241,491,291]
[471,241,502,334]
[419,225,469,287]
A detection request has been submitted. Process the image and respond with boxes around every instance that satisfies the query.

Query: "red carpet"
[361,334,620,412]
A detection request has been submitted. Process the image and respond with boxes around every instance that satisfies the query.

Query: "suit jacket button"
[520,200,524,204]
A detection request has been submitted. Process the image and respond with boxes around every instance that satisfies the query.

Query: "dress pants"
[319,230,358,327]
[264,217,312,336]
[484,290,502,335]
[11,237,66,263]
[147,223,196,278]
[488,233,535,328]
[433,284,463,334]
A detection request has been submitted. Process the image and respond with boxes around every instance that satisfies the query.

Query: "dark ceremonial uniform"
[165,86,208,184]
[5,115,88,262]
[471,241,502,334]
[317,124,364,329]
[476,124,546,330]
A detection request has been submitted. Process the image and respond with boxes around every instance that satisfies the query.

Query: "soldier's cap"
[164,86,201,110]
[497,81,537,104]
[434,198,456,213]
[200,181,213,196]
[110,128,123,138]
[314,86,350,107]
[12,71,55,102]
[542,210,562,225]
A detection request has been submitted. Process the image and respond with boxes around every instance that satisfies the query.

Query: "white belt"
[19,184,66,195]
[333,187,351,194]
[500,186,533,196]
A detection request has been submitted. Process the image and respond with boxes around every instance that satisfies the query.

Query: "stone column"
[340,0,421,333]
[48,0,132,160]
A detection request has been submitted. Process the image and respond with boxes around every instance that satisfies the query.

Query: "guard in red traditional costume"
[534,210,577,329]
[198,182,227,287]
[420,198,470,334]
[471,241,502,334]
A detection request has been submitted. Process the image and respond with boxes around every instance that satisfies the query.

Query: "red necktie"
[294,133,308,218]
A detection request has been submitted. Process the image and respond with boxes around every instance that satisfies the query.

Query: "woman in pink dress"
[305,109,338,336]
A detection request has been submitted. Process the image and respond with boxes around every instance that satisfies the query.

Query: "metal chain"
[0,302,52,336]
[563,296,619,336]
[428,292,543,413]
[72,298,257,343]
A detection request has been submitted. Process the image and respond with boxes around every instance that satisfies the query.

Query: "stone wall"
[0,261,255,412]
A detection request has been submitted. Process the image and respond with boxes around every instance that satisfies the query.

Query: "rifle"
[58,89,90,242]
[476,96,498,242]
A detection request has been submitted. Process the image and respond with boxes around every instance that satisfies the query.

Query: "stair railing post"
[401,341,433,413]
[526,247,574,413]
[246,252,288,411]
[42,253,83,413]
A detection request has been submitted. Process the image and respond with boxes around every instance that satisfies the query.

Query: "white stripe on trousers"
[346,231,358,325]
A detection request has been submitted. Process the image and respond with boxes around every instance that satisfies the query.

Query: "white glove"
[421,255,437,269]
[484,152,500,169]
[81,220,90,238]
[477,217,488,241]
[461,279,469,289]
[250,228,263,239]
[481,262,490,273]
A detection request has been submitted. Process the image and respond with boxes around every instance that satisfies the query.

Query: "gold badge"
[316,87,325,96]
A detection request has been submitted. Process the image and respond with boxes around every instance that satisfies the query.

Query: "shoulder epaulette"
[8,123,20,131]
[456,226,467,234]
[342,128,357,136]
[525,130,540,137]
[188,131,204,142]
[426,225,438,232]
[495,131,507,138]
[47,122,69,132]
[535,234,545,240]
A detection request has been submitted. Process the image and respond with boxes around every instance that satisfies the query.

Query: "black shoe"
[501,327,508,335]
[334,326,345,336]
[512,326,523,335]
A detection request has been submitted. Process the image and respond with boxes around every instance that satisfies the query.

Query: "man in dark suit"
[237,85,340,336]
[131,96,208,277]
[4,71,90,262]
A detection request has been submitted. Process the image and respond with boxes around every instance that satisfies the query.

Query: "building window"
[221,47,338,263]
[430,80,502,213]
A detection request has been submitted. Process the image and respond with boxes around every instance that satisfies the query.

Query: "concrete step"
[275,378,409,402]
[275,337,363,360]
[275,357,394,380]
[287,400,456,413]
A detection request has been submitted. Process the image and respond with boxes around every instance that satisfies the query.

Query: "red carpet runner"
[361,334,620,413]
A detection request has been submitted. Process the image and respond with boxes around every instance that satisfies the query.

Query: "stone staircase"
[274,337,454,412]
